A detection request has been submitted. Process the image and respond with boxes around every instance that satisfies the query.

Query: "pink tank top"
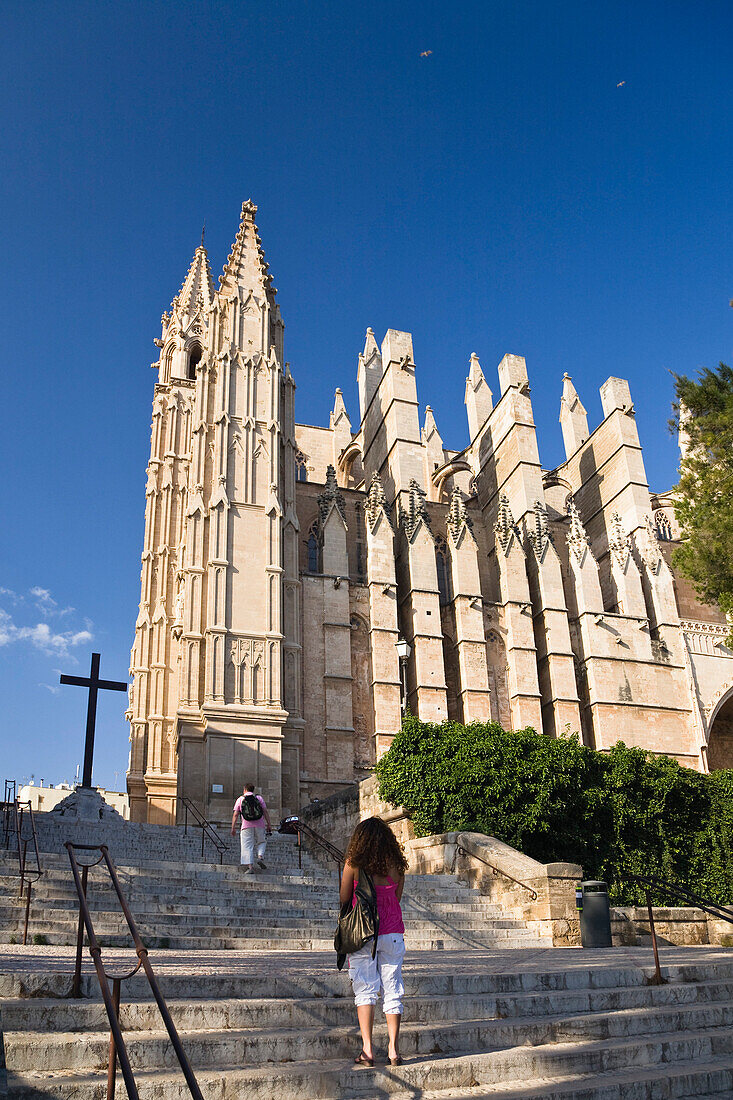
[353,875,405,935]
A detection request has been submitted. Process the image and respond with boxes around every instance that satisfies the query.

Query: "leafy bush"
[375,717,733,906]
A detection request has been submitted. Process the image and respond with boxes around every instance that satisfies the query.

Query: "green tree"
[671,362,733,643]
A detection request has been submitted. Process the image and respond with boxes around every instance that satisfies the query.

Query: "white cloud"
[0,611,94,658]
[39,683,61,695]
[28,586,74,617]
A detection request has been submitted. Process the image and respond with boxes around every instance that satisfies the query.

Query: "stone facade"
[127,202,733,824]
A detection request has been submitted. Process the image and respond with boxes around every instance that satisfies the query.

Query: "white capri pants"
[240,827,266,864]
[348,933,405,1015]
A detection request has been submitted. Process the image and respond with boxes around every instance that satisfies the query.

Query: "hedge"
[374,716,733,906]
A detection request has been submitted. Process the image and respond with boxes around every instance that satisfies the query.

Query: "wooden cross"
[59,653,128,789]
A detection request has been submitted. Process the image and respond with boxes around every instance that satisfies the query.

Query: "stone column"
[319,469,355,782]
[364,475,402,757]
[446,489,492,722]
[524,501,582,737]
[494,495,543,732]
[398,481,448,721]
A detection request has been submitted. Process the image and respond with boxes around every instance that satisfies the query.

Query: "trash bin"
[579,880,613,948]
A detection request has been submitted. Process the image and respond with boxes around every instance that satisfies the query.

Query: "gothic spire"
[465,352,494,440]
[528,500,551,559]
[365,472,392,532]
[173,243,215,316]
[494,493,520,554]
[219,199,277,300]
[567,498,594,562]
[608,512,631,567]
[400,479,431,541]
[317,465,346,525]
[447,487,473,541]
[559,373,589,458]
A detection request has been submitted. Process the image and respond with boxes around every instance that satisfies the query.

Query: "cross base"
[50,786,125,823]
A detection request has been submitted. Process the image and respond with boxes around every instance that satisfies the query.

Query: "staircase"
[3,827,733,1097]
[0,833,549,952]
[4,948,733,1097]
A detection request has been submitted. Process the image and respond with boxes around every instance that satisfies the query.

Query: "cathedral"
[126,201,733,825]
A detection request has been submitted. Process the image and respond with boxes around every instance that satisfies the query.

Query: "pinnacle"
[362,327,379,358]
[219,199,276,299]
[172,241,215,316]
[468,352,484,386]
[561,373,585,410]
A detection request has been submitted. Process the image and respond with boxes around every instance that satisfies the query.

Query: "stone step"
[0,886,507,912]
[9,955,717,1003]
[7,977,733,1035]
[0,902,525,929]
[9,1000,733,1073]
[0,930,547,952]
[7,1037,733,1099]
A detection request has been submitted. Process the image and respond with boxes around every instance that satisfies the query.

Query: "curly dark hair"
[344,817,408,877]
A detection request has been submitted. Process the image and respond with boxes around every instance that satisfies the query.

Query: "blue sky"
[1,1,730,791]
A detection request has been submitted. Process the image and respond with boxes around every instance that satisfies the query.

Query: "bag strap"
[357,868,379,959]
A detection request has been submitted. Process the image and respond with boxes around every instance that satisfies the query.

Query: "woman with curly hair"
[340,816,409,1067]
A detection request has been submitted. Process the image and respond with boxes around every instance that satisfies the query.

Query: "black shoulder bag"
[334,868,379,971]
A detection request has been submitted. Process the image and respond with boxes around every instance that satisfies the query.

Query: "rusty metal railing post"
[66,845,140,1100]
[99,847,204,1100]
[22,882,32,946]
[646,890,664,985]
[72,862,89,998]
[107,976,122,1100]
[18,837,27,899]
[297,828,302,870]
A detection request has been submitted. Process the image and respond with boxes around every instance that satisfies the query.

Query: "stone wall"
[611,906,733,947]
[300,777,582,946]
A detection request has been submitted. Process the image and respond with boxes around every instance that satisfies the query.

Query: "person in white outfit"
[231,784,272,873]
[340,817,408,1067]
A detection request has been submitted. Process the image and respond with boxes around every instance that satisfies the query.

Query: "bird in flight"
[420,50,433,57]
[617,80,626,87]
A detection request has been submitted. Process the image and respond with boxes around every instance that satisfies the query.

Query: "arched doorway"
[707,687,733,770]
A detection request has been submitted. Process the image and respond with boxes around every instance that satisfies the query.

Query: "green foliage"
[376,717,733,906]
[671,362,733,641]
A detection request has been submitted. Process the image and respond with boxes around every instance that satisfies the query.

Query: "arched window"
[295,451,307,482]
[654,510,673,541]
[164,344,175,382]
[187,344,202,380]
[306,523,320,573]
[435,537,452,606]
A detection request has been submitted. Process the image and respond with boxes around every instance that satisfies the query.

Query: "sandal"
[354,1051,374,1067]
[389,1055,403,1066]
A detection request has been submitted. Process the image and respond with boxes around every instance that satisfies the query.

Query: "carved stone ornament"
[567,498,594,563]
[317,464,346,525]
[365,472,391,532]
[528,499,551,559]
[609,512,630,567]
[494,493,521,554]
[447,487,473,542]
[400,479,431,541]
[637,515,663,575]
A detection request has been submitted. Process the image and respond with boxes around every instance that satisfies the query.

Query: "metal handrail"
[279,816,344,871]
[2,779,17,848]
[7,800,43,945]
[179,796,228,863]
[66,842,204,1100]
[456,845,538,901]
[620,871,733,985]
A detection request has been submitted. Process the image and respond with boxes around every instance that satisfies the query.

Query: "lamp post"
[395,638,411,715]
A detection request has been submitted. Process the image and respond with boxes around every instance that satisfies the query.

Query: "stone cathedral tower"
[129,200,733,825]
[128,201,301,824]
